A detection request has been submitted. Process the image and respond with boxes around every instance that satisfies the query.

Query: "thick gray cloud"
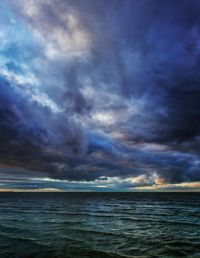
[0,0,200,190]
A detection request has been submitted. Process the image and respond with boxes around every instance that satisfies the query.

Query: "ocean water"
[0,193,199,258]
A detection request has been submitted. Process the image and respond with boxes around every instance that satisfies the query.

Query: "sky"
[0,0,200,192]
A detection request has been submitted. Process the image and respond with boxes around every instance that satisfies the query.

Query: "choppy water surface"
[0,192,199,258]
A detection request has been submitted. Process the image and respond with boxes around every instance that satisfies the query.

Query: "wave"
[116,216,200,226]
[0,193,199,258]
[73,249,143,258]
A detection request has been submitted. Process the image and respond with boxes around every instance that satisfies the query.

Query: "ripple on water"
[0,192,199,258]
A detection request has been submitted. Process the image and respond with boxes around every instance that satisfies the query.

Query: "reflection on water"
[0,192,199,257]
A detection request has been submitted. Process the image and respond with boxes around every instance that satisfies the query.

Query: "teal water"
[0,192,199,258]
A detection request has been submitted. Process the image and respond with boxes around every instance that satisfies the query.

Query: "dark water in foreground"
[0,193,199,258]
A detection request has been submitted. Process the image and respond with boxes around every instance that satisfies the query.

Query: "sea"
[0,192,199,258]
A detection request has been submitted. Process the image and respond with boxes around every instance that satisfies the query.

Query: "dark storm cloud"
[0,0,200,190]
